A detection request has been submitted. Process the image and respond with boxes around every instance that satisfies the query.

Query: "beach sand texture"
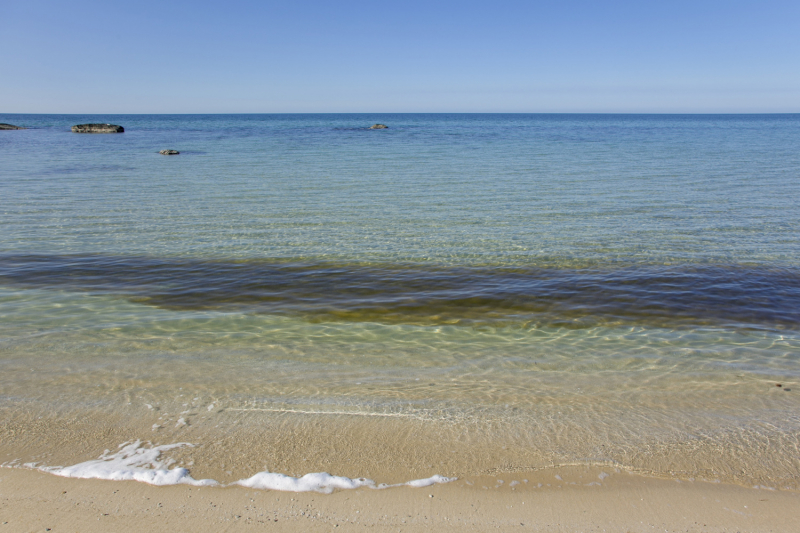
[2,467,799,532]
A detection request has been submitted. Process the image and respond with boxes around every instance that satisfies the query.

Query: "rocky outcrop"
[159,149,180,155]
[369,124,388,129]
[71,124,124,133]
[0,123,26,130]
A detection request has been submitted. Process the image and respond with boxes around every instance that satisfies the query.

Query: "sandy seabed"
[2,466,799,533]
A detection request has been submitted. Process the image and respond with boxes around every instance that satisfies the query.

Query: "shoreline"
[4,403,799,492]
[2,466,798,532]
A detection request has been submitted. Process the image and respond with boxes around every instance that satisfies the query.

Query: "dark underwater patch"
[1,254,798,330]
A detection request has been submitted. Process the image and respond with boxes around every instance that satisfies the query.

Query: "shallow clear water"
[1,114,799,487]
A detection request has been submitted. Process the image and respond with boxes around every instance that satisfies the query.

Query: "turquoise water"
[1,114,799,487]
[3,114,799,265]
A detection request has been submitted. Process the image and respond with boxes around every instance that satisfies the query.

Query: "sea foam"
[23,440,454,493]
[32,441,217,487]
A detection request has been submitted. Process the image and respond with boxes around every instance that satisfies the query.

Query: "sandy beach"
[3,401,799,532]
[2,466,798,532]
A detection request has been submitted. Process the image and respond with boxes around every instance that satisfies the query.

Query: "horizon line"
[2,111,800,116]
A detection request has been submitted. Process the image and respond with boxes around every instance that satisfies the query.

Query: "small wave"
[17,440,455,494]
[29,441,216,487]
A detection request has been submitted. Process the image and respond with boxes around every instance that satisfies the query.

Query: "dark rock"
[369,124,388,129]
[71,124,124,133]
[159,149,180,155]
[0,123,26,130]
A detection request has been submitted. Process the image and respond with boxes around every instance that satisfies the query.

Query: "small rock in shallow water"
[0,123,26,130]
[369,124,388,129]
[159,149,180,155]
[71,124,124,133]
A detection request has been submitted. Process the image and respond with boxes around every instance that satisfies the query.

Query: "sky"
[1,0,799,113]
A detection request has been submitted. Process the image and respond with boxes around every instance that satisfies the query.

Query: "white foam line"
[228,407,430,420]
[16,441,455,494]
[234,472,454,493]
[30,441,217,487]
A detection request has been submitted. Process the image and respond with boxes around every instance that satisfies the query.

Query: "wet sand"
[2,466,799,532]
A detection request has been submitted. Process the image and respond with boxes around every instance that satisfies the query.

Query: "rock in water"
[369,124,388,129]
[71,124,124,133]
[0,123,26,130]
[159,149,180,155]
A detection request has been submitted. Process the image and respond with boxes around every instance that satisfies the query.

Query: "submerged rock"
[71,124,124,133]
[0,123,26,130]
[369,124,388,129]
[159,149,180,155]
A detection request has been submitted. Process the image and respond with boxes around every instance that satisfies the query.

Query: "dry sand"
[2,465,798,532]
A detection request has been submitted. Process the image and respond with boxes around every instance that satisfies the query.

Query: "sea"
[1,113,799,491]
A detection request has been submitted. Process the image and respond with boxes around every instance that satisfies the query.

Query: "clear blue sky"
[2,0,798,113]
